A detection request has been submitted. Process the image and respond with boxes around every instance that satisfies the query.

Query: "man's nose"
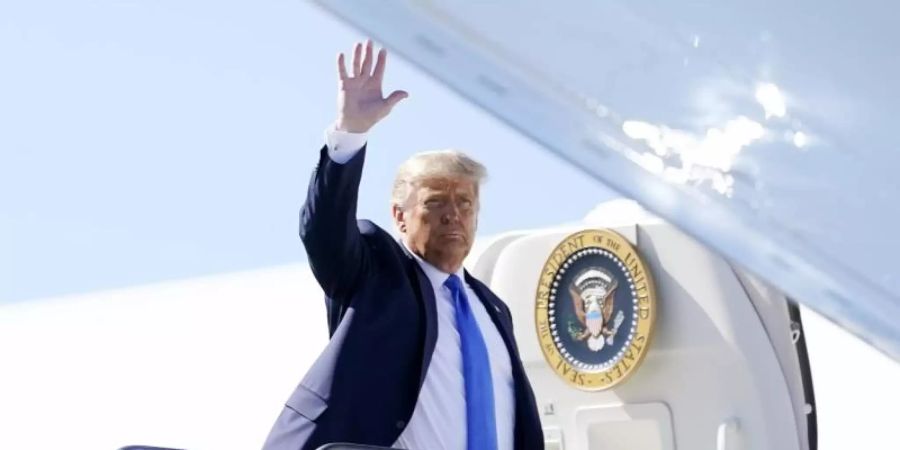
[441,204,461,224]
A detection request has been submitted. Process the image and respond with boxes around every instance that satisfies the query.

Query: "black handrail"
[119,443,396,450]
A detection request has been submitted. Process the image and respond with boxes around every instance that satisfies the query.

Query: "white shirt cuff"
[324,125,368,164]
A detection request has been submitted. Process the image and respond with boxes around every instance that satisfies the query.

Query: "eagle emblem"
[568,267,625,351]
[536,229,657,390]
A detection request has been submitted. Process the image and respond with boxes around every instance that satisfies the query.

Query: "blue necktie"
[444,274,498,450]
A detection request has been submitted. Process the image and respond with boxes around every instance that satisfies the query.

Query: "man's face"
[394,176,479,272]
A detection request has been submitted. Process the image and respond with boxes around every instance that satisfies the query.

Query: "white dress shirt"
[324,126,515,450]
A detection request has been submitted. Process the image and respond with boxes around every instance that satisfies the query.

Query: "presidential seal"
[535,229,656,390]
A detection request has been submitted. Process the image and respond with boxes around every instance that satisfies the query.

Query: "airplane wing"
[312,0,900,359]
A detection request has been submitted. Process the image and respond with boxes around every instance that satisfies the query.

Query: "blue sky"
[0,1,613,303]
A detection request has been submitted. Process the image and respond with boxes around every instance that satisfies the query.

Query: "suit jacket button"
[396,420,406,429]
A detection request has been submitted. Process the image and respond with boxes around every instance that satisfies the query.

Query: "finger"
[385,90,409,109]
[372,48,387,83]
[360,40,374,76]
[337,53,348,81]
[352,42,362,76]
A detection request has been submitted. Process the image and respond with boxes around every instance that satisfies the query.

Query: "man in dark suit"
[263,40,543,450]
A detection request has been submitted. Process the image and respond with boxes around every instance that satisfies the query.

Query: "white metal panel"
[575,403,675,450]
[482,222,801,449]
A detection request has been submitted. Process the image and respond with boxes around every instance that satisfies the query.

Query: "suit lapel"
[464,271,518,356]
[466,271,540,450]
[400,243,438,387]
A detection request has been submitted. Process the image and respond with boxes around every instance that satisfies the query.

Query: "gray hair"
[391,149,488,208]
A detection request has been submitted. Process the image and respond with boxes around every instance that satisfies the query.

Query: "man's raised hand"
[335,40,409,133]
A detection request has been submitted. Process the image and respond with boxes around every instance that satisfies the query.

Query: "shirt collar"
[401,239,466,288]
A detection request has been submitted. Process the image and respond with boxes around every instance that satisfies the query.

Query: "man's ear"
[392,203,407,233]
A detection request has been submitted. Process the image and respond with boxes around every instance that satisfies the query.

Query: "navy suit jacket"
[263,146,543,450]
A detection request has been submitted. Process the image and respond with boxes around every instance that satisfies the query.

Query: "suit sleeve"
[299,145,371,301]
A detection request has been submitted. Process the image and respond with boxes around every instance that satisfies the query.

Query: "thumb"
[385,90,409,110]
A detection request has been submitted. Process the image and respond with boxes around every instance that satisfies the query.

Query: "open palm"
[336,40,408,133]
